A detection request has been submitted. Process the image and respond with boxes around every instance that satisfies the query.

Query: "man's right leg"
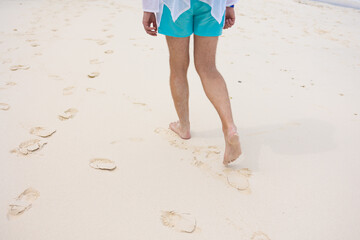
[193,35,241,165]
[166,35,191,139]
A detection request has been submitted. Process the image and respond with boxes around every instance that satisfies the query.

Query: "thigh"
[158,4,194,38]
[166,36,191,70]
[193,35,218,70]
[193,1,225,37]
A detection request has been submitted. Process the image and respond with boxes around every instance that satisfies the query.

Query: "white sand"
[1,0,360,239]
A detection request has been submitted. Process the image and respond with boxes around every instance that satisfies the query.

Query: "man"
[142,0,241,165]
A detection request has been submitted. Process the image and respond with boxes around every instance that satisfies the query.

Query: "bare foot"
[223,128,242,166]
[169,121,191,139]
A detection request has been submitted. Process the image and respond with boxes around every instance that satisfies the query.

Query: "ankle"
[223,124,237,133]
[179,120,190,129]
[223,125,238,139]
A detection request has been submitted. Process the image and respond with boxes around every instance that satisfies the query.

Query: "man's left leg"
[166,35,191,139]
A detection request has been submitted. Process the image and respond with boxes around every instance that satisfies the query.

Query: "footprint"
[104,50,113,54]
[96,39,107,45]
[31,43,39,47]
[106,34,114,38]
[122,94,152,111]
[110,140,121,144]
[9,65,30,71]
[160,211,196,233]
[133,102,146,106]
[0,82,16,90]
[227,218,270,239]
[63,86,75,95]
[7,187,40,219]
[154,127,189,150]
[225,168,252,191]
[155,127,252,192]
[88,72,100,78]
[205,149,221,158]
[86,88,105,94]
[30,127,56,138]
[48,75,63,81]
[6,82,17,86]
[251,231,271,240]
[58,108,78,121]
[89,59,103,64]
[89,158,116,170]
[83,38,107,45]
[128,137,144,142]
[0,103,10,110]
[11,139,47,155]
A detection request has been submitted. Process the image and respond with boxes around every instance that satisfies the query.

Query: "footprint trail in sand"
[154,127,252,193]
[7,188,40,219]
[161,211,197,233]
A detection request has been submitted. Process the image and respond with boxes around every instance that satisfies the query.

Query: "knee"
[169,56,190,76]
[194,59,217,79]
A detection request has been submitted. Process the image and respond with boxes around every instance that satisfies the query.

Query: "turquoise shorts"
[158,0,226,38]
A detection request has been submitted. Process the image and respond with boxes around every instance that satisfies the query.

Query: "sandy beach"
[1,0,360,239]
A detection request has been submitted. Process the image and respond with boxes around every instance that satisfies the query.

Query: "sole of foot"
[223,132,242,166]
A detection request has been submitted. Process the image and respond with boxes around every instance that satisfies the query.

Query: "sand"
[0,0,360,239]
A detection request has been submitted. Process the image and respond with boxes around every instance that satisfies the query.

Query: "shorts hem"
[193,32,223,37]
[158,31,193,38]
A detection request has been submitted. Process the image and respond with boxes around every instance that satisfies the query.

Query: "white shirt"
[142,0,239,27]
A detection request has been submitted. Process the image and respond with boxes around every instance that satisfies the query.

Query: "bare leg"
[193,35,242,165]
[165,36,191,139]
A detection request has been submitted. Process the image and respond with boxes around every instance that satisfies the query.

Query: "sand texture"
[0,0,360,239]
